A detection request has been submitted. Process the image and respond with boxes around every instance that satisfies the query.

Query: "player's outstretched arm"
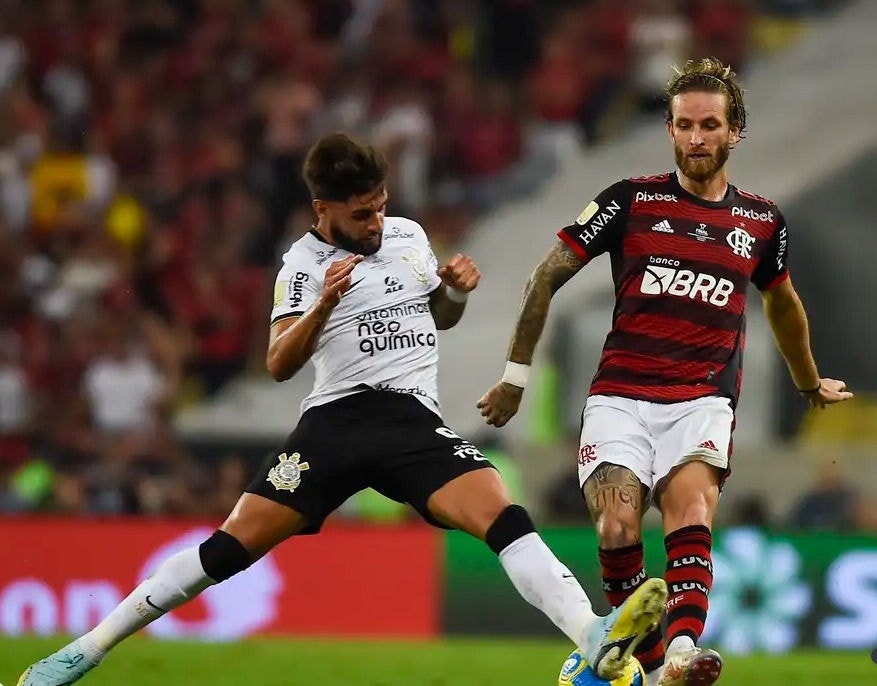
[477,240,586,426]
[430,253,480,330]
[267,255,363,381]
[762,277,853,409]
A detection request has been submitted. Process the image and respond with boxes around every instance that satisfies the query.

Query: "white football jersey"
[271,217,444,417]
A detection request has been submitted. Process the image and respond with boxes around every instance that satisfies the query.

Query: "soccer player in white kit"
[18,133,667,685]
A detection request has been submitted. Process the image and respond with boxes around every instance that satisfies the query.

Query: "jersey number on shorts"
[435,426,488,461]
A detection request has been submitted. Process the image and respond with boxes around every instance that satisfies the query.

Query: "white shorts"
[577,394,734,493]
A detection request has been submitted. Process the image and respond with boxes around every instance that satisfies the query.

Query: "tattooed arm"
[507,241,586,364]
[477,240,586,426]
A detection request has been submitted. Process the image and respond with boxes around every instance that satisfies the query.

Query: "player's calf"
[17,530,253,685]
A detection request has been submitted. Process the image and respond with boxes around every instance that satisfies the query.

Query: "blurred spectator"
[82,317,168,436]
[727,492,772,528]
[0,331,32,465]
[688,0,753,72]
[0,0,800,517]
[786,460,876,532]
[371,83,434,218]
[630,0,693,111]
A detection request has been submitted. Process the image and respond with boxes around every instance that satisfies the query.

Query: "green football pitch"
[0,637,872,685]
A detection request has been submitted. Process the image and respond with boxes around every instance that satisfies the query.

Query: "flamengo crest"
[726,226,755,259]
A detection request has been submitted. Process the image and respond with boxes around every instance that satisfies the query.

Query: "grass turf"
[1,637,873,685]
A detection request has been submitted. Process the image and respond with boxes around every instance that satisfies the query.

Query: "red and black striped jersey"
[558,172,789,406]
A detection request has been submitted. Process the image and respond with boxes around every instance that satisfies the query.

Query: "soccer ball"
[558,649,645,686]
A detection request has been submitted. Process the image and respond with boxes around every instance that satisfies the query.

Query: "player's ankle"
[74,633,107,663]
[666,635,695,655]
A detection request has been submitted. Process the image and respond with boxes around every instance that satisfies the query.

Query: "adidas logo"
[651,220,673,233]
[697,440,718,451]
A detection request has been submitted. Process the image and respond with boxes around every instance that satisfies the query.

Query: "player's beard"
[329,220,382,255]
[676,142,730,183]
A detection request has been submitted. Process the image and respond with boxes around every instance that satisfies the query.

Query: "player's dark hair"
[302,132,389,202]
[665,57,747,137]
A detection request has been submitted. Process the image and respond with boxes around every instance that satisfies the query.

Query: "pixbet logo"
[732,206,774,222]
[640,264,735,307]
[635,191,678,203]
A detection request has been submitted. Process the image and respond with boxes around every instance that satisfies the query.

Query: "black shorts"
[246,390,495,533]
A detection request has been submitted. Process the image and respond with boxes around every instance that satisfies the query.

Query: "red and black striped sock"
[664,525,713,647]
[598,543,664,672]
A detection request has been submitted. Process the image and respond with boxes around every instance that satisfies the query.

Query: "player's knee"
[663,498,714,531]
[199,530,252,582]
[485,504,537,555]
[595,512,641,548]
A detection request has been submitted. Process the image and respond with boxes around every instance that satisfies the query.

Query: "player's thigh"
[244,403,368,539]
[370,408,500,533]
[426,465,512,539]
[651,395,734,494]
[578,395,653,519]
[220,493,309,560]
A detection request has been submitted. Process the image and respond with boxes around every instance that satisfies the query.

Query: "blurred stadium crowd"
[0,0,845,517]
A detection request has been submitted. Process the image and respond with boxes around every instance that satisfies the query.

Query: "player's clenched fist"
[437,253,480,293]
[319,255,364,309]
[477,381,524,427]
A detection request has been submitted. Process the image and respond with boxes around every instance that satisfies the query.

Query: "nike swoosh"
[145,595,167,613]
[58,654,85,668]
[562,573,575,579]
[348,278,365,291]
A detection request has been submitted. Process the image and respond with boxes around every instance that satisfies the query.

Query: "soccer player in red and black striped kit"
[478,58,853,686]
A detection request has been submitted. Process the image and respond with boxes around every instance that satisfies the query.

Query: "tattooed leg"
[584,463,647,547]
[584,464,664,672]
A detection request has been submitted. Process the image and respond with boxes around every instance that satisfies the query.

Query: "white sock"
[498,532,598,651]
[667,635,696,656]
[645,668,663,686]
[79,546,216,657]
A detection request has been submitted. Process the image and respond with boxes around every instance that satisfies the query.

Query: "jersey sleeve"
[407,218,443,292]
[424,242,443,292]
[270,251,321,324]
[751,209,790,291]
[557,180,631,262]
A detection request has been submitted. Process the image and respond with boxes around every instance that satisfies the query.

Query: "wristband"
[446,286,469,303]
[501,361,531,388]
[798,382,822,394]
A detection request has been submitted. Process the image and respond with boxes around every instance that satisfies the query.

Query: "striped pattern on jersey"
[559,172,788,405]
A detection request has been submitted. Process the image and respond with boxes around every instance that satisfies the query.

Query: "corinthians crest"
[401,248,429,285]
[267,452,310,492]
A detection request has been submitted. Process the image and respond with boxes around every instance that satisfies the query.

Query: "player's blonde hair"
[665,58,747,136]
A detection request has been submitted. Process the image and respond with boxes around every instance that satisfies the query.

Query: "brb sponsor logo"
[732,206,774,222]
[356,303,436,356]
[641,257,735,307]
